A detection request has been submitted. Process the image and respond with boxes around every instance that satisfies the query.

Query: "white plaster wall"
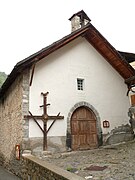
[29,37,130,137]
[130,62,135,69]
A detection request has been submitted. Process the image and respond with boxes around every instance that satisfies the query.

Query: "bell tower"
[69,10,91,32]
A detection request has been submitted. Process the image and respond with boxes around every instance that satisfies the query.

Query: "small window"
[77,79,84,90]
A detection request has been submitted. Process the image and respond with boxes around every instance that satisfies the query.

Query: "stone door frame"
[66,101,102,150]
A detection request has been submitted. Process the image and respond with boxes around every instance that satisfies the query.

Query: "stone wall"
[0,74,23,174]
[21,154,84,180]
[28,136,66,156]
[0,69,30,176]
[103,124,134,145]
[22,69,30,150]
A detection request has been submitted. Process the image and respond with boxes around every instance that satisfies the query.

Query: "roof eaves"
[84,24,135,80]
[118,51,135,63]
[0,24,90,98]
[16,24,90,67]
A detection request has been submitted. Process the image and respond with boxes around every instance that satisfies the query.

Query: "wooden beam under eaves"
[29,63,36,86]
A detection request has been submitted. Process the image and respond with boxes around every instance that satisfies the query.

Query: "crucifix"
[25,92,64,151]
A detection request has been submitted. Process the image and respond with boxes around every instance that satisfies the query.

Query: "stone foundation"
[103,124,134,145]
[26,136,67,156]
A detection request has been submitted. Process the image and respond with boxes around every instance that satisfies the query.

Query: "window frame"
[77,78,84,91]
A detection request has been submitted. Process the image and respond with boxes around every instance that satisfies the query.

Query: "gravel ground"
[43,140,135,180]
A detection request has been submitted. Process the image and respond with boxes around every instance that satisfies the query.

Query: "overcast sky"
[0,0,135,74]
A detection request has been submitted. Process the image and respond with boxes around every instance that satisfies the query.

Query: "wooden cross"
[40,92,49,150]
[24,92,64,151]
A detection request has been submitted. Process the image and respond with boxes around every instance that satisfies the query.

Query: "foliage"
[0,72,7,87]
[66,166,78,173]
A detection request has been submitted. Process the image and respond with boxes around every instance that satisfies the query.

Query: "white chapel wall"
[29,37,130,138]
[130,61,135,69]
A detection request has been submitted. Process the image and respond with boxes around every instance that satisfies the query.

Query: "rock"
[85,175,93,179]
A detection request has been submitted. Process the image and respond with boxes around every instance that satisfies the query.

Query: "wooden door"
[71,106,98,150]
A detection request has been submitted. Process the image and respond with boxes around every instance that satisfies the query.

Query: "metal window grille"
[77,79,84,90]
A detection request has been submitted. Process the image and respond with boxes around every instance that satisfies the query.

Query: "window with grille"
[77,78,84,90]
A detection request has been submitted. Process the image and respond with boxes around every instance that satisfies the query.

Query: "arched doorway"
[71,106,98,150]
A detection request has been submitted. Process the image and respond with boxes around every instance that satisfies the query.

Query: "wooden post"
[41,92,49,151]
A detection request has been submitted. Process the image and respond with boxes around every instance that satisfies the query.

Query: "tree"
[0,72,7,87]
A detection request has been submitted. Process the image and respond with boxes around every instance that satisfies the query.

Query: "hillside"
[0,72,7,87]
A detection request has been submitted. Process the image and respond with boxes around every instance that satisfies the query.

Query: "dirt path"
[43,140,135,180]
